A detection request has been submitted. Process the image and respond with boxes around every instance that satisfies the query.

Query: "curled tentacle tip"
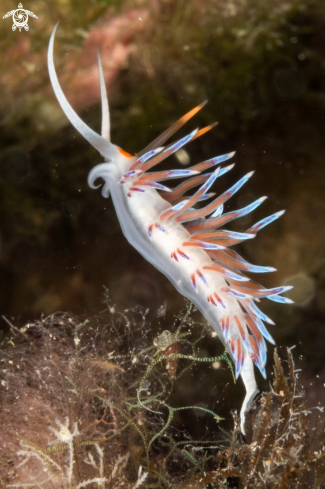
[88,170,103,189]
[89,182,102,190]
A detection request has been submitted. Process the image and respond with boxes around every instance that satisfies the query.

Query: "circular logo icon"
[13,8,29,31]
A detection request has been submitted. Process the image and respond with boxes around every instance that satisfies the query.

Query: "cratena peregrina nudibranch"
[48,23,293,434]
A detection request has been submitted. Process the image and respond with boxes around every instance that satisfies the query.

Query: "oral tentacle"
[48,23,118,161]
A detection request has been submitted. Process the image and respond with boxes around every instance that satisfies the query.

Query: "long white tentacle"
[48,23,117,161]
[97,50,110,141]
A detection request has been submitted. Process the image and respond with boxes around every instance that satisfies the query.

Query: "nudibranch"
[48,24,292,434]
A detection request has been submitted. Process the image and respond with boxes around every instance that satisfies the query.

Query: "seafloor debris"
[0,305,324,488]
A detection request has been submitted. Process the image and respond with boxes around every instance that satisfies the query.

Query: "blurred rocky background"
[0,0,325,425]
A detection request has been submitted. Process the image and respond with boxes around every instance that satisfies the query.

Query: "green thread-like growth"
[1,306,325,488]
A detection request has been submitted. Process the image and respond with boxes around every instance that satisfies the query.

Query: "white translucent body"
[88,161,259,432]
[48,24,259,433]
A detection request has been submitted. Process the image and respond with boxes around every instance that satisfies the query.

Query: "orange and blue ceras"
[48,23,293,434]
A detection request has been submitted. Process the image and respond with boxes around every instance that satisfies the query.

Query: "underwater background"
[1,0,325,486]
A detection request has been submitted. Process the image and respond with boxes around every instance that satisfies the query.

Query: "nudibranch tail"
[48,24,293,435]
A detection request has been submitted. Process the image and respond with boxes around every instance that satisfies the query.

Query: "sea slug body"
[48,24,293,434]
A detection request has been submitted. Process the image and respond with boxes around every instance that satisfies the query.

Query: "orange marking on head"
[118,147,132,158]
